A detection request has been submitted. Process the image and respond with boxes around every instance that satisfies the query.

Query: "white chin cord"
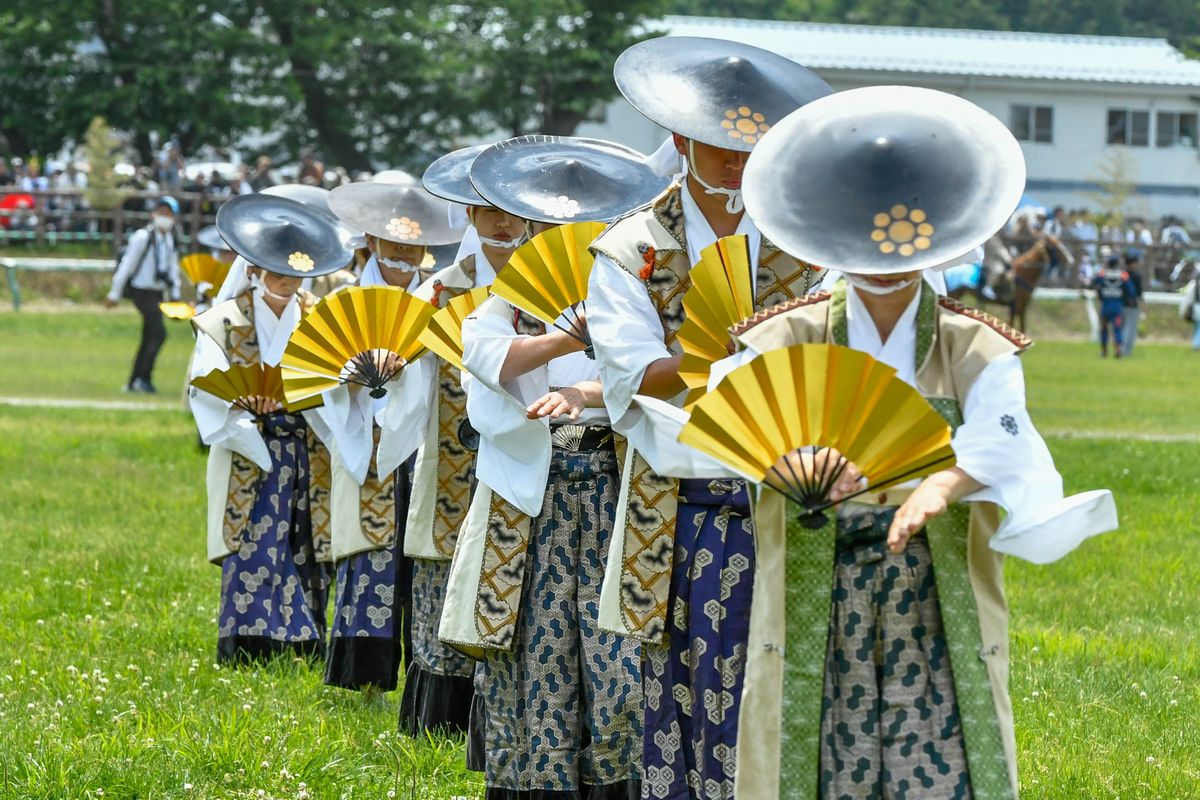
[687,140,744,215]
[250,273,296,302]
[379,257,418,273]
[844,274,918,296]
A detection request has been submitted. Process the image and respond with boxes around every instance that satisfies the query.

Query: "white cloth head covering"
[646,135,685,179]
[214,256,252,304]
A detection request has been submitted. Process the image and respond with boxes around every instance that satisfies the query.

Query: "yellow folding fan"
[417,286,489,371]
[677,235,755,405]
[489,221,607,355]
[159,301,196,321]
[679,343,956,528]
[180,253,233,291]
[280,285,436,405]
[191,363,320,416]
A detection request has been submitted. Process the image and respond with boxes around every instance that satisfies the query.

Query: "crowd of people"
[95,36,1120,800]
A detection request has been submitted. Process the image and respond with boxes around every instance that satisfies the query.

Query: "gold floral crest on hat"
[386,216,422,241]
[288,251,315,272]
[541,195,581,220]
[871,205,934,257]
[722,106,771,145]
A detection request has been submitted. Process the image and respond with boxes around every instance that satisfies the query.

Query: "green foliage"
[0,1,668,172]
[82,118,126,212]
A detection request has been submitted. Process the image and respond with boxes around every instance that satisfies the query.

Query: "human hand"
[765,447,863,502]
[886,478,951,553]
[526,386,586,420]
[103,297,118,309]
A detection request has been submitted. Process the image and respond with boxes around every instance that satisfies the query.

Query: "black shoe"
[130,378,158,394]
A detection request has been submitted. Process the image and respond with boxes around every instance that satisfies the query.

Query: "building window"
[1156,111,1198,148]
[1010,104,1053,143]
[1107,109,1150,147]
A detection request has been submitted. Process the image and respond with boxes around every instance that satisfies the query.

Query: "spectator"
[1120,250,1146,357]
[104,196,182,393]
[19,162,48,192]
[0,160,13,186]
[298,150,324,186]
[1091,255,1137,359]
[1127,219,1154,247]
[249,155,276,191]
[1160,216,1191,246]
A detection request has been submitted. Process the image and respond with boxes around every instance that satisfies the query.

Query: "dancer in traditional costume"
[440,135,667,798]
[697,86,1118,799]
[584,37,831,799]
[189,194,353,664]
[320,181,461,692]
[382,146,526,735]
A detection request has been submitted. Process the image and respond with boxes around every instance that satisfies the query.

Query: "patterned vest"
[427,255,482,559]
[202,290,332,563]
[589,182,821,643]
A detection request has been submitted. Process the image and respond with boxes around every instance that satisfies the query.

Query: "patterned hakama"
[324,460,414,691]
[642,480,754,800]
[478,444,642,798]
[819,525,971,799]
[217,413,330,663]
[399,557,475,733]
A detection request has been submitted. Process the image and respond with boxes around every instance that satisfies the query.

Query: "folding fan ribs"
[417,286,489,371]
[280,285,436,404]
[191,362,319,416]
[180,253,232,291]
[489,221,607,358]
[679,344,957,528]
[677,234,756,405]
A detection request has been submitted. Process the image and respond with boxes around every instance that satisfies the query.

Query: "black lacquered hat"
[328,182,460,246]
[195,225,228,251]
[743,86,1026,275]
[261,182,366,249]
[614,36,832,152]
[422,145,492,207]
[215,194,355,278]
[469,135,670,224]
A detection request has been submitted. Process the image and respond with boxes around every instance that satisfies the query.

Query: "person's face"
[368,235,426,278]
[252,267,302,298]
[845,270,921,291]
[152,208,175,226]
[675,134,748,191]
[470,206,524,243]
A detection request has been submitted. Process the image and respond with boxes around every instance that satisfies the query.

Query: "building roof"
[660,15,1200,87]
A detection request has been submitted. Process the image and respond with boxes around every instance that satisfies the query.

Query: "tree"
[1085,148,1139,228]
[82,117,126,212]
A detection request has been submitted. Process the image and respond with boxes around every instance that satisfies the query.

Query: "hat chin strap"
[250,272,296,302]
[844,274,918,296]
[686,140,744,215]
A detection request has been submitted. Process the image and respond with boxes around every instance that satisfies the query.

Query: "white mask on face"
[844,274,918,296]
[478,234,525,250]
[153,215,174,232]
[379,256,418,272]
[250,271,294,302]
[686,139,744,215]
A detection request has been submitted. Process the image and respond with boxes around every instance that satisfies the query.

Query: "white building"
[577,16,1200,222]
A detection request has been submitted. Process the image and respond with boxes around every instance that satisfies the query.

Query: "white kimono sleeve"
[187,334,271,471]
[588,254,672,423]
[316,384,374,483]
[953,354,1118,563]
[461,300,553,516]
[376,353,436,478]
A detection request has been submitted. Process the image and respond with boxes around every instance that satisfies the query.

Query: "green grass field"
[1,308,1198,798]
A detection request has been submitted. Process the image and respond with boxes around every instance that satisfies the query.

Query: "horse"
[947,234,1067,333]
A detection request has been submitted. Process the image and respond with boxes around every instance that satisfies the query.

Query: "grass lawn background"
[1,308,1197,798]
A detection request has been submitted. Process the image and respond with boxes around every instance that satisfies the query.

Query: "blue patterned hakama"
[478,441,643,799]
[217,412,330,663]
[642,479,754,800]
[324,458,414,691]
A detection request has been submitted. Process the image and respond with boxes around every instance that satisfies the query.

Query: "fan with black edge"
[418,286,489,371]
[191,362,321,416]
[489,221,606,358]
[679,343,956,529]
[280,285,436,405]
[677,234,755,406]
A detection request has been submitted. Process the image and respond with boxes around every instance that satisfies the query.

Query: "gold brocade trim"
[431,352,475,559]
[475,493,533,650]
[222,452,259,554]
[307,429,333,563]
[617,451,678,643]
[359,425,398,549]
